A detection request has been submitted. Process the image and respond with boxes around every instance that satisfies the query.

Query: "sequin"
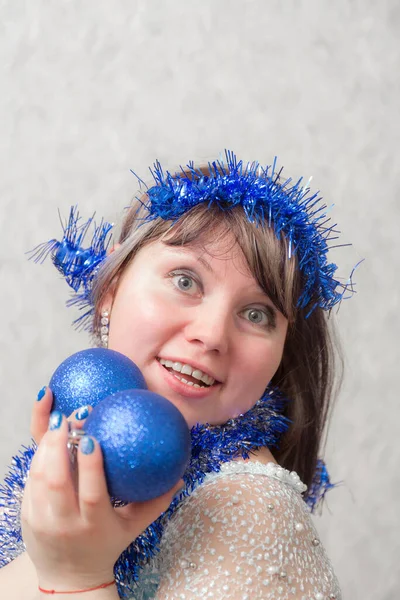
[312,538,321,547]
[135,461,342,599]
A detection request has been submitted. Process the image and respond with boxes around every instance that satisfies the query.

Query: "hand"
[31,387,92,444]
[24,403,182,591]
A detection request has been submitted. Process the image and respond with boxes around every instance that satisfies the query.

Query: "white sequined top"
[132,461,342,600]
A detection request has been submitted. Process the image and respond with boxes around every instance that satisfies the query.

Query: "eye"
[242,307,276,329]
[169,270,201,295]
[176,275,194,291]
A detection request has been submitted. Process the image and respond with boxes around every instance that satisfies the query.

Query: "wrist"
[37,574,117,599]
[38,586,119,600]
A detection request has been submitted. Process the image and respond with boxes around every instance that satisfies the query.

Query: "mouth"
[156,357,221,392]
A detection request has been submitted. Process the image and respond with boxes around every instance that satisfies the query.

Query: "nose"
[184,302,231,355]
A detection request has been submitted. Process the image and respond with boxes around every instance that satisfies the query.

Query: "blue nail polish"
[75,406,89,421]
[80,436,95,455]
[37,386,47,401]
[49,410,63,431]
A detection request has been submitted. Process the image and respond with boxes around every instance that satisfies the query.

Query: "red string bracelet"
[38,580,116,594]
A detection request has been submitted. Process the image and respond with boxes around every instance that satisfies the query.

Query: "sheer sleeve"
[153,463,341,600]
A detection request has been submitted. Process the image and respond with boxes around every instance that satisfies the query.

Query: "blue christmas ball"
[50,348,147,416]
[84,389,191,502]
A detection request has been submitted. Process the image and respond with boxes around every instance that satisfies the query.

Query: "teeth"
[173,374,195,386]
[159,358,216,386]
[201,373,214,386]
[181,364,193,376]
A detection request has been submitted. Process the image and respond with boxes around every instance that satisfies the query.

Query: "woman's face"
[105,234,288,428]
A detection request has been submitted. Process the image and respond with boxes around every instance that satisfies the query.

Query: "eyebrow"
[169,246,215,273]
[170,247,274,303]
[197,254,214,273]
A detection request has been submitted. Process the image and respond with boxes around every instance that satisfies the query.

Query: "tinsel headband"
[30,150,356,330]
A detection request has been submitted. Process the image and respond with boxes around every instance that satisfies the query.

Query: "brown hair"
[91,167,342,490]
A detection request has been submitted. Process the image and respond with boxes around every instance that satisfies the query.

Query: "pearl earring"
[100,310,110,348]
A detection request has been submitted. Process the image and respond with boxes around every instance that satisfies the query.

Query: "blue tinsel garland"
[0,387,336,598]
[29,207,113,330]
[137,150,354,315]
[29,151,357,331]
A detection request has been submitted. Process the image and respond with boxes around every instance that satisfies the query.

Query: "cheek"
[110,288,179,348]
[267,342,285,373]
[137,291,182,330]
[240,339,285,387]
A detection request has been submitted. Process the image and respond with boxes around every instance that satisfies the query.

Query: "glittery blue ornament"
[50,348,147,416]
[1,388,336,596]
[83,390,191,502]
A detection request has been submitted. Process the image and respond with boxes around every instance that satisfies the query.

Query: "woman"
[0,152,348,599]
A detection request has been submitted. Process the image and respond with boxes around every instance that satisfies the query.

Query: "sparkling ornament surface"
[49,348,147,416]
[84,389,191,502]
[1,387,339,598]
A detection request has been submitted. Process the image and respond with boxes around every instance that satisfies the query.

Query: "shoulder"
[164,460,309,544]
[197,459,308,499]
[155,463,342,599]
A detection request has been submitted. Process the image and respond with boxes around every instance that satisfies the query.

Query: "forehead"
[163,231,250,269]
[133,210,295,320]
[144,237,263,295]
[120,227,289,314]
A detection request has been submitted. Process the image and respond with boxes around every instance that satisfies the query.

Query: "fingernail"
[37,386,47,401]
[75,406,89,421]
[80,436,95,455]
[49,410,63,431]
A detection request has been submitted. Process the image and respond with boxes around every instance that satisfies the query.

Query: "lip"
[156,359,221,399]
[157,356,222,383]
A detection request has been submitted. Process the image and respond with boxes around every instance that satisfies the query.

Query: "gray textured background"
[0,1,399,598]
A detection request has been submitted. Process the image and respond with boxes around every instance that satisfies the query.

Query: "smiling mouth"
[157,358,217,388]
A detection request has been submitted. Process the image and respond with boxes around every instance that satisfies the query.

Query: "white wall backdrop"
[0,1,399,598]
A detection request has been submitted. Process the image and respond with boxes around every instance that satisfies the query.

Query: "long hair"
[91,166,342,489]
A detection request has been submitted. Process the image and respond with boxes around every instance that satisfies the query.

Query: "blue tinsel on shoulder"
[0,388,338,598]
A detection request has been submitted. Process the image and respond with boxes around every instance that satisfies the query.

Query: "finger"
[67,405,93,430]
[31,386,53,444]
[77,436,112,524]
[38,412,79,520]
